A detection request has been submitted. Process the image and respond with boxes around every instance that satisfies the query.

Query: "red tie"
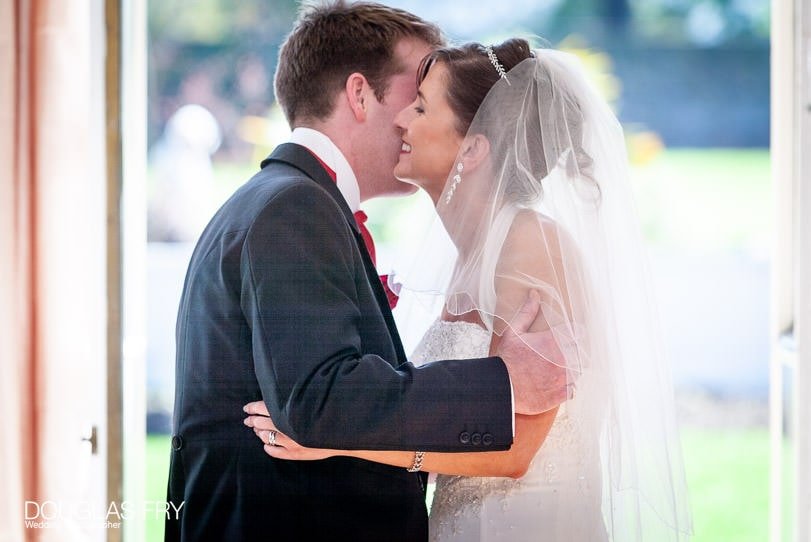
[353,211,399,309]
[353,210,376,264]
[308,150,398,308]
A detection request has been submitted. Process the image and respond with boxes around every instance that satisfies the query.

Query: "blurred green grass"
[629,148,770,251]
[145,428,772,541]
[146,435,169,542]
[680,428,770,541]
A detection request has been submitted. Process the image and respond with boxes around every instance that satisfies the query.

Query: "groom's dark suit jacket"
[165,143,513,541]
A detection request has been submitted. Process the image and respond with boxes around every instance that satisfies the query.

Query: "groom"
[166,2,556,541]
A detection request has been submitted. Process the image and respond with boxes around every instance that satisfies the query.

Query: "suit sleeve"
[241,181,513,452]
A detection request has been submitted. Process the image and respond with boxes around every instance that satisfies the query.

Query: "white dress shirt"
[289,127,360,213]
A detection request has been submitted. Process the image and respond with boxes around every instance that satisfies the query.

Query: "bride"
[244,39,692,541]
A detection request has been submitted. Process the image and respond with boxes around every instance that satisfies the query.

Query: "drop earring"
[445,162,464,204]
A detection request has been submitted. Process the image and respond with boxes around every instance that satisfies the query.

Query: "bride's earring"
[445,162,464,204]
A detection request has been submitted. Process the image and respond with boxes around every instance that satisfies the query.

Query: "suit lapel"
[261,143,360,235]
[261,144,408,363]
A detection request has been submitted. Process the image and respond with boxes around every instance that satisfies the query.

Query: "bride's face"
[393,62,463,203]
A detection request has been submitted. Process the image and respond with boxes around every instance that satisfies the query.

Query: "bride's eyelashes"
[414,105,425,114]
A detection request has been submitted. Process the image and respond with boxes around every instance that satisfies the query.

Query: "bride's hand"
[242,401,339,461]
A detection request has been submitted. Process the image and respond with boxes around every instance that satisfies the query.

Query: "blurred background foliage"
[148,0,769,156]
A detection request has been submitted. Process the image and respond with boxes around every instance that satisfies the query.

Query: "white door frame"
[770,0,810,539]
[106,0,147,540]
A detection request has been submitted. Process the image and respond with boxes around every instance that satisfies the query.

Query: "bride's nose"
[393,103,413,130]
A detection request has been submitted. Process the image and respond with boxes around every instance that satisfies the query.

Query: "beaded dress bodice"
[410,320,606,541]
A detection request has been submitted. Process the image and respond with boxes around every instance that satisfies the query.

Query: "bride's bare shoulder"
[503,209,566,260]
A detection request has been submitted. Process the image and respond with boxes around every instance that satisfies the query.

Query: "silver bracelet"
[407,451,425,472]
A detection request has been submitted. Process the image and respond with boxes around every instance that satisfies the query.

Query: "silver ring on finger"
[267,430,277,446]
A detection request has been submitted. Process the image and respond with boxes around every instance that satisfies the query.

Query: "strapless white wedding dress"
[410,320,608,541]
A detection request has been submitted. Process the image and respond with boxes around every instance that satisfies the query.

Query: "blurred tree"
[534,0,768,47]
[148,0,299,155]
[627,0,769,46]
[602,0,631,33]
[147,0,769,155]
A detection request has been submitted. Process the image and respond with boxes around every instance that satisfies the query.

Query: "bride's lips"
[400,141,412,154]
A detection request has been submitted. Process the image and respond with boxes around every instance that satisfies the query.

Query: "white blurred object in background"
[148,103,221,242]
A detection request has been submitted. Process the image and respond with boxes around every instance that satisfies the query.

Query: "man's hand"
[497,291,570,415]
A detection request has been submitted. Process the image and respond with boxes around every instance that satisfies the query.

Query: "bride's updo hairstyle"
[418,39,598,204]
[417,38,531,135]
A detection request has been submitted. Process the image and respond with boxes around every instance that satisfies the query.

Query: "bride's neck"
[436,196,492,257]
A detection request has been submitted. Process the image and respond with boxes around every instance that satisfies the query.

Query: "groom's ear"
[460,134,490,172]
[345,72,369,122]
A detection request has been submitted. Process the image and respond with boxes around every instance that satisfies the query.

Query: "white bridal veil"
[391,48,693,539]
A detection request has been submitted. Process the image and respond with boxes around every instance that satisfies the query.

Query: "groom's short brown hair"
[275,0,443,127]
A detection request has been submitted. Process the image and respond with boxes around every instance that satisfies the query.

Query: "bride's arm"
[244,400,556,478]
[335,410,556,478]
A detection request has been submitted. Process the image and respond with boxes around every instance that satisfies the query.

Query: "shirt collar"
[289,127,360,212]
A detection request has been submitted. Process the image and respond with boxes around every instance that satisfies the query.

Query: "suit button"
[471,432,482,446]
[459,431,471,444]
[171,435,184,451]
[482,433,494,446]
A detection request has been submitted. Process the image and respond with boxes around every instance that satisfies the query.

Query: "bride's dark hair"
[417,38,532,136]
[418,38,598,204]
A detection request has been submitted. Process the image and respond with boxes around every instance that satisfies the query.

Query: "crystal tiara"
[484,45,510,85]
